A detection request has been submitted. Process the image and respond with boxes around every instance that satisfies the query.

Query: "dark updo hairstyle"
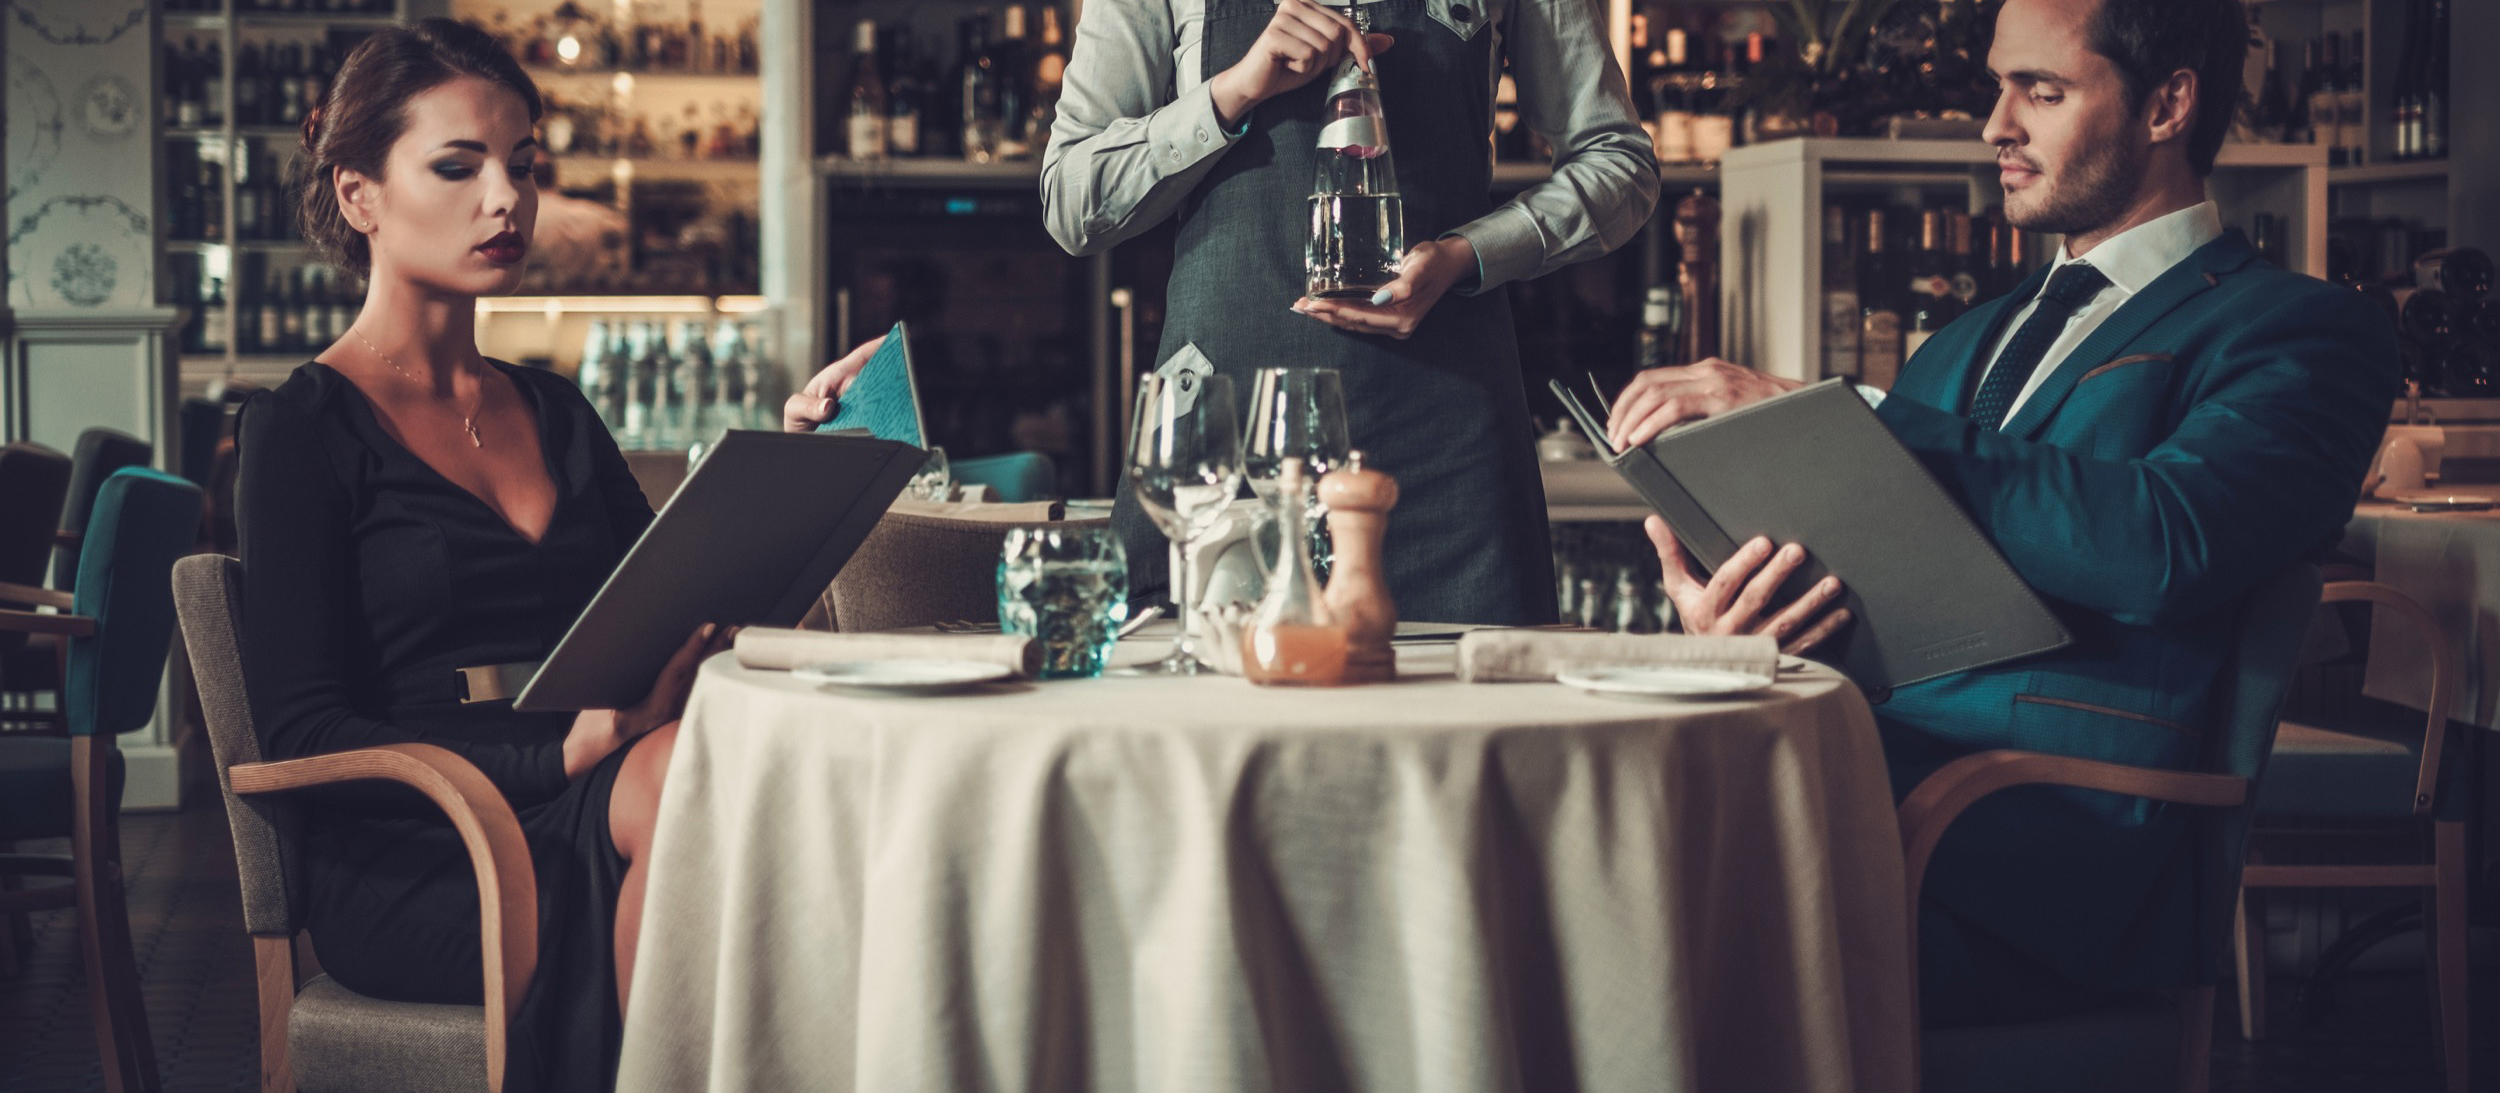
[296,17,543,275]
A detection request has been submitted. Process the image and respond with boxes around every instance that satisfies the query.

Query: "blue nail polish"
[1369,288,1393,305]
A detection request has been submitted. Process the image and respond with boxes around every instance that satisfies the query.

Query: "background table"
[617,646,1915,1093]
[2344,503,2500,729]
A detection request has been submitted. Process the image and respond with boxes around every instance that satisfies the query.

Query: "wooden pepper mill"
[1319,450,1399,683]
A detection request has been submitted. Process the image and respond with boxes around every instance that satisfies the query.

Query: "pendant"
[465,419,483,448]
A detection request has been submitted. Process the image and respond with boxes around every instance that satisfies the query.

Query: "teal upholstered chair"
[53,428,154,590]
[175,553,539,1093]
[0,466,204,1093]
[2235,581,2470,1093]
[952,451,1058,503]
[1899,562,2322,1093]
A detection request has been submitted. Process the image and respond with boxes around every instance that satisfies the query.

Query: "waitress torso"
[1114,0,1555,626]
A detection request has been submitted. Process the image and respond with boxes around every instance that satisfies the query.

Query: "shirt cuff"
[1445,206,1545,295]
[1147,85,1240,174]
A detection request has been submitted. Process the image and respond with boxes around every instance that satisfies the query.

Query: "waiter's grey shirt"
[1041,0,1659,293]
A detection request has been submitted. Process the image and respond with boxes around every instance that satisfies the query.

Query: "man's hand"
[1606,358,1803,450]
[1208,0,1394,128]
[1648,516,1851,656]
[783,334,887,433]
[1291,236,1472,340]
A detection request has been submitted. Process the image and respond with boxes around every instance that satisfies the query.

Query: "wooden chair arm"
[2320,581,2454,815]
[229,744,539,1092]
[0,580,71,610]
[0,607,94,637]
[1898,750,2247,907]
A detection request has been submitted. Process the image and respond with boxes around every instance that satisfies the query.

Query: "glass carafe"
[1305,27,1403,300]
[1243,459,1348,686]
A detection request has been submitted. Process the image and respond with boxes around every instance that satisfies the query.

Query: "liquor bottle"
[2255,39,2294,143]
[325,271,355,345]
[277,42,307,126]
[235,43,267,127]
[202,42,225,127]
[995,6,1034,159]
[1651,27,1693,166]
[2390,3,2422,159]
[2290,39,2319,144]
[959,12,1001,163]
[622,321,664,449]
[1242,459,1348,686]
[1859,209,1905,392]
[1946,211,1983,308]
[280,269,308,354]
[884,28,923,157]
[1635,284,1681,368]
[1992,208,2029,298]
[1030,5,1067,153]
[2309,35,2342,163]
[1904,209,1960,361]
[710,319,753,429]
[1687,34,1743,165]
[256,272,285,356]
[170,43,201,127]
[845,20,887,161]
[669,319,716,448]
[2339,31,2367,167]
[577,319,618,432]
[236,161,264,242]
[201,278,232,355]
[1821,204,1861,379]
[1306,45,1403,300]
[1624,13,1653,120]
[1673,192,1721,364]
[2421,0,2449,159]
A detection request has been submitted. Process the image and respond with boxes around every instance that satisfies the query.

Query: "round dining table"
[615,639,1916,1093]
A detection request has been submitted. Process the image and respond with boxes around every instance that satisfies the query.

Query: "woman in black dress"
[235,20,877,1090]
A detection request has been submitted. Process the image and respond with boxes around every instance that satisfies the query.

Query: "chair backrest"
[2320,580,2456,817]
[172,553,303,939]
[62,468,202,738]
[0,441,72,589]
[2190,560,2324,980]
[823,510,1107,632]
[54,428,153,588]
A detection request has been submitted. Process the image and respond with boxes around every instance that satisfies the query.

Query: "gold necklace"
[353,327,484,448]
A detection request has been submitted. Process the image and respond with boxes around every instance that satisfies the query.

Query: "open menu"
[1552,378,2069,698]
[513,429,923,711]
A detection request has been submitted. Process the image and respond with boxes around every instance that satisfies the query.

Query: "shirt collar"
[2049,201,2224,297]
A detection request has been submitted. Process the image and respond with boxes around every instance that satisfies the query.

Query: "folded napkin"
[1456,631,1779,683]
[735,627,1041,679]
[890,499,1064,522]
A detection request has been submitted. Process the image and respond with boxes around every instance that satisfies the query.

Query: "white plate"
[1557,665,1777,699]
[792,659,1015,693]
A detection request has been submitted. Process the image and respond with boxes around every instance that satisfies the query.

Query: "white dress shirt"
[1975,201,2224,423]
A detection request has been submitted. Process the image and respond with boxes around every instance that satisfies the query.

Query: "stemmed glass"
[1244,368,1350,578]
[1126,372,1245,674]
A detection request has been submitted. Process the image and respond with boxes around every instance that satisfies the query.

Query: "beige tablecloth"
[617,647,1914,1093]
[2345,504,2500,729]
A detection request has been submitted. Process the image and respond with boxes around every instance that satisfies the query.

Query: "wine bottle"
[884,29,923,157]
[235,43,266,127]
[1635,284,1681,369]
[2309,35,2342,164]
[1306,45,1404,300]
[1624,13,1653,121]
[2421,0,2449,159]
[256,272,284,356]
[1947,211,1984,307]
[994,5,1034,160]
[1821,204,1861,379]
[1859,209,1905,392]
[959,12,1001,163]
[845,20,888,161]
[2339,31,2367,167]
[2390,3,2422,159]
[2255,39,2293,144]
[2289,39,2318,144]
[1652,27,1693,166]
[201,278,231,355]
[1905,209,1960,360]
[1030,5,1067,154]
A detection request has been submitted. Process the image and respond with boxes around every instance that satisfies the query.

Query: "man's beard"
[2005,133,2143,237]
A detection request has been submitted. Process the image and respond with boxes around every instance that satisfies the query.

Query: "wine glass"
[1244,367,1349,578]
[1126,372,1244,674]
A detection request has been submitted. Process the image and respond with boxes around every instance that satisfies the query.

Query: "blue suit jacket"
[1872,229,2397,998]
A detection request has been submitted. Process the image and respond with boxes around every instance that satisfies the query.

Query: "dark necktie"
[1966,263,2111,430]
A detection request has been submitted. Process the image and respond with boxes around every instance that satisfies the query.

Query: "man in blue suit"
[1605,0,2398,1025]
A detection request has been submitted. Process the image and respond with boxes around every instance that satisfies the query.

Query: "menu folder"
[1551,378,2068,699]
[512,429,925,711]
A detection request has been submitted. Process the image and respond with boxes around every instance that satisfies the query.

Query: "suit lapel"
[1901,263,2047,413]
[2001,232,2259,440]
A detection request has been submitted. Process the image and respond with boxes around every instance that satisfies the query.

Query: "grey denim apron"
[1112,0,1556,626]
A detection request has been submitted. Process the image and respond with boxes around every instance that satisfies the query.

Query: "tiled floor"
[0,800,2492,1092]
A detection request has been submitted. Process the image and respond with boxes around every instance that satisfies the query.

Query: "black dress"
[236,361,655,1093]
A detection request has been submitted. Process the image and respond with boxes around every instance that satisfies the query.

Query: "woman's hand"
[1292,236,1474,340]
[1647,515,1852,656]
[1208,0,1394,128]
[561,622,736,778]
[783,334,888,433]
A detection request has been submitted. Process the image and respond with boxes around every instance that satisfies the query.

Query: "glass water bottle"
[1305,30,1404,300]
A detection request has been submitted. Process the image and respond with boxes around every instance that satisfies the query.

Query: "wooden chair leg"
[2432,820,2469,1093]
[2176,983,2214,1093]
[69,736,159,1093]
[2234,885,2267,1041]
[255,936,299,1093]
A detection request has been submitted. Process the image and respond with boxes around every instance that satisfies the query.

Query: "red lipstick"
[477,230,527,265]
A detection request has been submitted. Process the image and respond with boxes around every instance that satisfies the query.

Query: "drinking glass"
[908,445,952,502]
[998,526,1130,678]
[1125,372,1244,674]
[1244,367,1350,580]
